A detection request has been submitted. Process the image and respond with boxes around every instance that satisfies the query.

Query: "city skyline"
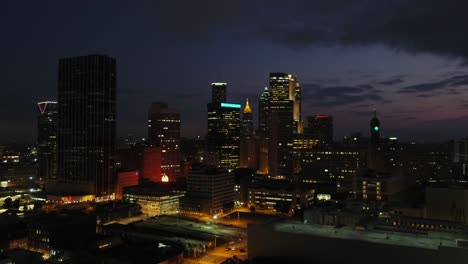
[4,1,468,144]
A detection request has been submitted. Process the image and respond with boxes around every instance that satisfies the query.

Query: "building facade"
[37,101,58,181]
[57,55,116,196]
[305,115,333,145]
[147,102,181,181]
[182,168,235,214]
[207,102,241,170]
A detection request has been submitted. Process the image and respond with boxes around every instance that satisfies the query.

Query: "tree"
[249,206,256,213]
[2,197,13,209]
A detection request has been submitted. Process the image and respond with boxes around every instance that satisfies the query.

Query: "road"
[184,239,248,264]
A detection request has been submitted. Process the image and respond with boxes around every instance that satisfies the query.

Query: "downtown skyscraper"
[258,87,270,136]
[56,55,116,197]
[147,102,181,182]
[305,115,334,145]
[37,101,58,180]
[268,72,300,177]
[207,83,241,170]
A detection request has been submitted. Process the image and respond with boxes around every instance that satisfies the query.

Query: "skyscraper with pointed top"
[37,101,58,181]
[242,98,253,137]
[258,87,271,136]
[240,98,257,168]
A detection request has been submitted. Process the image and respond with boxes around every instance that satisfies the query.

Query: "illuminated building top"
[243,98,252,114]
[221,102,241,109]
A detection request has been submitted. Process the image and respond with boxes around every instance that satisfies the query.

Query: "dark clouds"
[302,83,384,107]
[398,74,468,95]
[377,77,405,86]
[146,0,468,60]
[256,0,468,60]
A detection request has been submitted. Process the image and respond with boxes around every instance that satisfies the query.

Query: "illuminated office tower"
[207,83,227,154]
[207,83,241,170]
[258,87,271,136]
[218,103,241,169]
[37,101,58,180]
[305,115,334,145]
[289,75,302,133]
[148,102,181,182]
[268,72,294,177]
[57,55,116,196]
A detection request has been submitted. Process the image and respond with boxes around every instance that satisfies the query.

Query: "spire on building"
[243,98,252,114]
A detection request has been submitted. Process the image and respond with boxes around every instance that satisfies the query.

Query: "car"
[240,249,247,253]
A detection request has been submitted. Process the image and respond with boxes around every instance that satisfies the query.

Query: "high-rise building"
[57,55,116,197]
[211,82,227,104]
[268,73,295,177]
[258,87,271,135]
[241,98,253,137]
[219,103,241,169]
[147,102,181,182]
[240,99,257,168]
[207,83,241,170]
[370,109,380,144]
[37,101,58,181]
[305,115,334,145]
[289,75,302,134]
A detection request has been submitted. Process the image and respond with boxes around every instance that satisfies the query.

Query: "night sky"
[2,0,468,144]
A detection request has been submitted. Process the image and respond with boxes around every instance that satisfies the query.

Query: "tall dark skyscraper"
[207,83,241,170]
[57,55,116,197]
[370,109,380,144]
[240,99,256,168]
[147,102,181,182]
[37,101,58,181]
[268,72,295,177]
[258,87,271,136]
[305,115,334,145]
[211,82,227,104]
[241,98,253,137]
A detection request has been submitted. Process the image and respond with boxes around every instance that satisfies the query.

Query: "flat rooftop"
[273,222,459,250]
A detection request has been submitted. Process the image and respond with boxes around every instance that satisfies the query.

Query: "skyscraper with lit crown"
[37,101,58,181]
[258,87,271,136]
[240,99,257,168]
[207,83,241,170]
[268,72,295,177]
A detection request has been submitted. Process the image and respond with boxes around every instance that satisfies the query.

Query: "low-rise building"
[123,182,185,216]
[180,167,234,215]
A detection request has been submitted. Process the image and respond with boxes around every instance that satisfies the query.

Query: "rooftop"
[272,222,460,250]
